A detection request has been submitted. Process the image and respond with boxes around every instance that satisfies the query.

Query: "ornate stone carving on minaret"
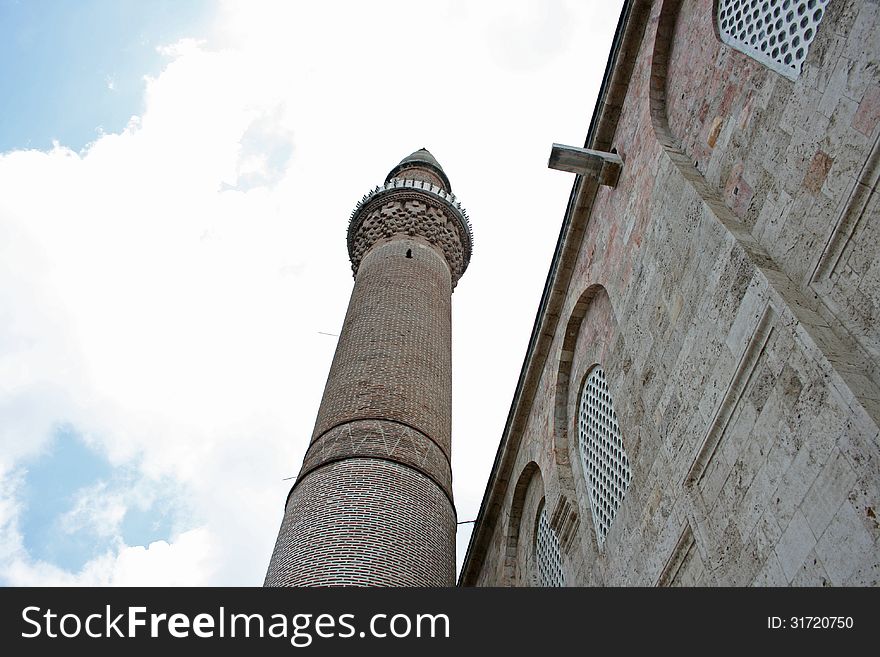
[347,148,473,287]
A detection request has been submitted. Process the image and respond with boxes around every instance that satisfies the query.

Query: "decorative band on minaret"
[264,149,472,586]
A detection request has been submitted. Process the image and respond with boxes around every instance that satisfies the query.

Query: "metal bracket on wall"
[548,143,623,187]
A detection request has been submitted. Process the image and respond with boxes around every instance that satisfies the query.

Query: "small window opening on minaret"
[406,249,412,258]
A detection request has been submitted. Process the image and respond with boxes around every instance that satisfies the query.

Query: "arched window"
[716,0,830,80]
[535,502,564,587]
[578,366,632,547]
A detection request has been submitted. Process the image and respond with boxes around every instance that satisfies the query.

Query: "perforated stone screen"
[535,505,564,587]
[716,0,830,79]
[578,367,632,547]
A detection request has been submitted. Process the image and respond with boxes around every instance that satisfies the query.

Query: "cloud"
[0,0,624,585]
[59,482,127,538]
[484,0,576,71]
[223,105,295,192]
[3,529,216,587]
[0,25,314,585]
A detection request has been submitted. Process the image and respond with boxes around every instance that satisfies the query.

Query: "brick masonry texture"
[264,458,456,586]
[265,158,465,586]
[311,237,453,454]
[299,419,453,499]
[463,0,879,587]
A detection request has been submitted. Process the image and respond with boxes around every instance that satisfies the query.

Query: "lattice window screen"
[535,505,564,587]
[716,0,830,79]
[578,367,632,547]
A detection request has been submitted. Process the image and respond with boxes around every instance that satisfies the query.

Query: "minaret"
[265,149,472,586]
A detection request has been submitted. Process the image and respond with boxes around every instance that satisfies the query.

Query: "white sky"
[0,0,624,585]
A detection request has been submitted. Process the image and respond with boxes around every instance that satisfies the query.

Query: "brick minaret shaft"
[265,149,473,586]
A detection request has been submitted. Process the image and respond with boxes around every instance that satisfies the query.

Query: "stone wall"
[467,0,879,587]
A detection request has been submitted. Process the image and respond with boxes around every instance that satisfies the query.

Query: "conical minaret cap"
[385,147,452,192]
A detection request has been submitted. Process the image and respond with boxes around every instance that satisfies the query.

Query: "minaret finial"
[385,147,452,193]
